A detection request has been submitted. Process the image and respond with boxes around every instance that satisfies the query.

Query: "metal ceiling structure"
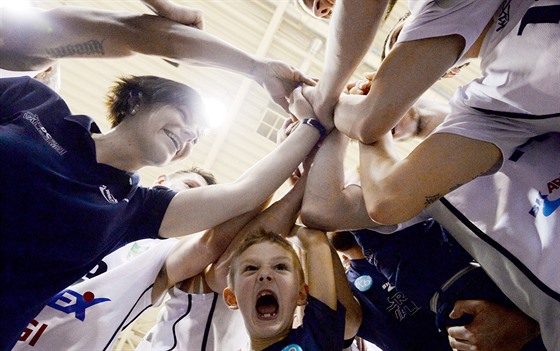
[24,1,483,349]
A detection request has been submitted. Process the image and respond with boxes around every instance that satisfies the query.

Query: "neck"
[249,333,289,351]
[92,131,141,172]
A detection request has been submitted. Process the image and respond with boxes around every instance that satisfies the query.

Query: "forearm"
[318,0,389,100]
[302,130,375,230]
[335,35,464,144]
[358,134,401,225]
[330,245,361,339]
[1,6,262,79]
[293,227,337,310]
[160,123,320,238]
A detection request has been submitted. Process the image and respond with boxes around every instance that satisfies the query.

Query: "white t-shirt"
[136,287,248,350]
[15,239,178,351]
[400,0,503,60]
[428,133,560,351]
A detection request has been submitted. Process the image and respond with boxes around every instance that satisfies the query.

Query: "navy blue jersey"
[353,220,474,309]
[348,259,450,351]
[0,77,176,349]
[264,296,345,351]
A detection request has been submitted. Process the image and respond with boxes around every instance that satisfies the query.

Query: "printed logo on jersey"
[23,111,67,155]
[281,344,303,351]
[47,289,110,321]
[386,291,421,321]
[127,241,152,259]
[99,185,118,204]
[354,275,373,292]
[382,281,396,292]
[19,319,48,347]
[529,176,560,217]
[496,0,512,32]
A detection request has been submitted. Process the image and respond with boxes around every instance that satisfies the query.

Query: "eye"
[275,263,289,271]
[243,265,258,272]
[184,181,199,189]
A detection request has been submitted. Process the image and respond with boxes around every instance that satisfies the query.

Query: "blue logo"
[539,192,560,217]
[47,290,110,321]
[354,275,373,292]
[281,345,302,351]
[529,192,560,217]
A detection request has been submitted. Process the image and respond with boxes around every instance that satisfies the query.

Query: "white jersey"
[401,0,560,164]
[15,239,178,351]
[136,286,248,351]
[401,0,503,60]
[464,0,560,116]
[427,133,560,350]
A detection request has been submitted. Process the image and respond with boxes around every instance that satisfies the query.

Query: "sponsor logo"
[23,112,67,155]
[354,275,373,292]
[496,0,512,32]
[382,281,396,292]
[99,185,118,204]
[19,319,48,346]
[529,176,560,217]
[281,345,303,351]
[47,290,110,321]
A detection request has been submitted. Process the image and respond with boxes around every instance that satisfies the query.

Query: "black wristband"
[301,118,326,138]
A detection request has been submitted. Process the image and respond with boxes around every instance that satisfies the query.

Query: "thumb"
[450,300,482,319]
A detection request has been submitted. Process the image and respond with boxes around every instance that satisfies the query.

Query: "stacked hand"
[254,60,316,113]
[344,71,375,95]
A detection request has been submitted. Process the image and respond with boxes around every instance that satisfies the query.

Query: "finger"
[448,335,476,351]
[273,96,290,113]
[364,71,376,80]
[294,71,317,86]
[447,325,474,342]
[452,300,483,318]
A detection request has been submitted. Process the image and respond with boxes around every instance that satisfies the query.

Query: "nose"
[182,128,199,144]
[258,269,273,282]
[313,0,332,18]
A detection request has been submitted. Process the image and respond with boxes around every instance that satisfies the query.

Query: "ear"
[127,91,142,115]
[296,283,309,306]
[223,287,239,310]
[154,174,168,186]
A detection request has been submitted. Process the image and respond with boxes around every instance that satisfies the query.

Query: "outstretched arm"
[303,0,390,127]
[359,132,501,225]
[0,6,314,111]
[301,129,376,231]
[160,116,321,238]
[290,226,362,339]
[332,34,464,144]
[153,202,269,301]
[205,170,308,293]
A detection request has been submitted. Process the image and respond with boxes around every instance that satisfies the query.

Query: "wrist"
[301,118,327,138]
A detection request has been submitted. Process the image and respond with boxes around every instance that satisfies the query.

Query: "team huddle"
[1,0,558,350]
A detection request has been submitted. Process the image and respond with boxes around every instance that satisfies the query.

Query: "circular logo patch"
[354,275,373,292]
[281,344,303,351]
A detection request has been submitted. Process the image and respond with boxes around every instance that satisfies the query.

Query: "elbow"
[344,298,363,341]
[300,201,339,232]
[364,194,415,226]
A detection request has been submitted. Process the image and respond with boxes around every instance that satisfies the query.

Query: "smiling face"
[224,239,307,343]
[131,103,202,167]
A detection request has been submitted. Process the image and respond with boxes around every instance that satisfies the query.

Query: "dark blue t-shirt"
[353,220,474,309]
[263,296,346,351]
[0,77,176,349]
[348,259,450,351]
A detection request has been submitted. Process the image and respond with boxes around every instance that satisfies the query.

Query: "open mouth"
[256,291,279,320]
[164,129,180,153]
